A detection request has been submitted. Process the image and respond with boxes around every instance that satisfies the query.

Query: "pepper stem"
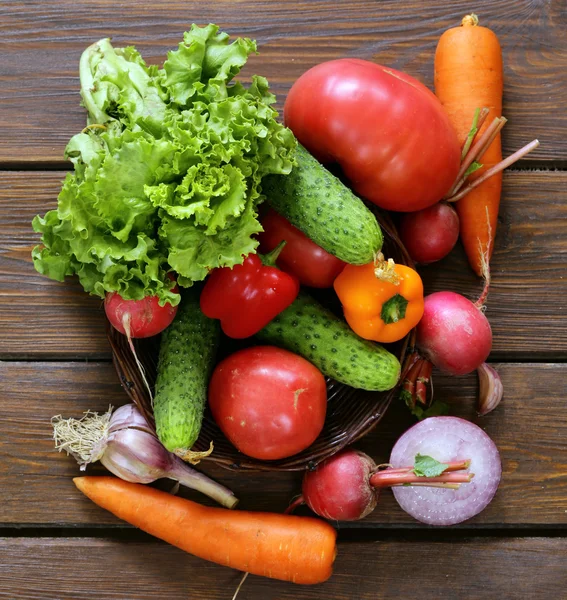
[374,252,400,285]
[381,294,409,324]
[261,240,287,267]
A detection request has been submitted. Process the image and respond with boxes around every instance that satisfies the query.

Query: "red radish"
[105,291,178,339]
[401,272,494,415]
[390,417,501,526]
[301,449,379,521]
[416,291,492,376]
[399,202,459,264]
[291,443,477,523]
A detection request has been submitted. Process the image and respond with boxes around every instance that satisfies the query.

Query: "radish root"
[122,314,154,405]
[475,207,492,310]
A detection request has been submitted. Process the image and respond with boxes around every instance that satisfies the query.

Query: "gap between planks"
[1,526,567,541]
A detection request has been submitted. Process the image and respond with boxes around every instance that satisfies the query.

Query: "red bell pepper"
[200,242,300,339]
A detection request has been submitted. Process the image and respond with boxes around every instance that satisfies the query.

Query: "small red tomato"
[258,209,346,288]
[104,290,178,338]
[208,346,327,460]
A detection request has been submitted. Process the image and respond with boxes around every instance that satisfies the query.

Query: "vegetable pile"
[38,14,533,589]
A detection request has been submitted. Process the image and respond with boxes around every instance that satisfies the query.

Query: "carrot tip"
[462,14,479,27]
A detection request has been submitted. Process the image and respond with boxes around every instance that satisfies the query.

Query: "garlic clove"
[477,362,503,416]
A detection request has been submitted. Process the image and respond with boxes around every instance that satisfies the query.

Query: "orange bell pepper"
[334,259,424,343]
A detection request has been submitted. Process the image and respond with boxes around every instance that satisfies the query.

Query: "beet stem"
[392,482,461,490]
[446,117,505,197]
[415,360,433,406]
[284,495,304,515]
[375,460,471,476]
[447,139,540,203]
[460,107,490,160]
[401,357,424,408]
[370,471,474,488]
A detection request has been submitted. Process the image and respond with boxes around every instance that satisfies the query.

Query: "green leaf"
[464,161,483,178]
[413,454,450,478]
[31,25,296,304]
[162,24,257,106]
[408,399,450,421]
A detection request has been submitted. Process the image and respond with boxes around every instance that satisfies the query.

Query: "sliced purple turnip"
[390,416,501,526]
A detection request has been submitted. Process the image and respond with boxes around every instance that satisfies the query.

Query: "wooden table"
[1,1,566,598]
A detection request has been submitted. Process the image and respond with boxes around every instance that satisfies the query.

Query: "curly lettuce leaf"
[32,25,296,303]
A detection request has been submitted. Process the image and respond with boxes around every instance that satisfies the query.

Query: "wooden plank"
[2,170,566,359]
[0,537,565,599]
[1,361,566,527]
[0,0,564,163]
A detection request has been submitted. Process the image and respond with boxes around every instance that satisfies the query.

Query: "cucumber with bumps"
[154,288,220,457]
[257,292,400,391]
[261,144,383,265]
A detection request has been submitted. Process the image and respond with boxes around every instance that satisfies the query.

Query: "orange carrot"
[434,14,503,276]
[74,476,336,585]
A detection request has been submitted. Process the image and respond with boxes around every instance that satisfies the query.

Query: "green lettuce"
[32,24,296,304]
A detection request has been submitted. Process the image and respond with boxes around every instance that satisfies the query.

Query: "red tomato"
[258,209,346,288]
[284,59,461,212]
[208,346,327,460]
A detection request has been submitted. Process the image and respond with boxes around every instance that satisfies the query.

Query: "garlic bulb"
[52,404,237,508]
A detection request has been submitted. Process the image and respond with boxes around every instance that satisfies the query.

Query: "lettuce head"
[32,24,296,305]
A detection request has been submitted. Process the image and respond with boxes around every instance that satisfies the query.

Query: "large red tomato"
[258,209,346,288]
[284,59,461,212]
[208,346,327,460]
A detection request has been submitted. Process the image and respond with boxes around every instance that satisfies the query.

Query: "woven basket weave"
[108,212,414,472]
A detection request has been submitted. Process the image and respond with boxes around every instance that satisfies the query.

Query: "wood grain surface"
[1,537,566,599]
[2,1,567,596]
[0,0,564,163]
[3,170,566,360]
[2,361,566,527]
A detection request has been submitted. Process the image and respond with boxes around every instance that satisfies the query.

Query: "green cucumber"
[153,288,220,456]
[261,144,383,264]
[257,292,400,391]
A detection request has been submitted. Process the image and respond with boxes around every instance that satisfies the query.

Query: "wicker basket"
[108,212,414,472]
